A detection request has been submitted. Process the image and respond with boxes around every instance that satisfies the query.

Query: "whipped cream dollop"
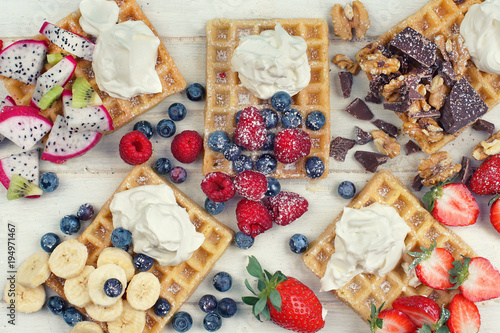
[79,0,119,37]
[231,23,310,99]
[320,203,411,291]
[110,184,205,267]
[460,0,500,74]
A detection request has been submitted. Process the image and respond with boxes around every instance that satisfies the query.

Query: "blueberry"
[255,154,277,175]
[222,143,241,161]
[271,91,292,112]
[47,295,66,315]
[170,166,187,184]
[261,133,275,151]
[172,311,193,332]
[306,111,326,131]
[133,253,154,271]
[40,232,61,253]
[232,155,253,174]
[76,203,94,221]
[103,278,123,298]
[305,156,325,179]
[154,298,171,317]
[60,215,81,235]
[234,231,254,250]
[208,131,230,152]
[154,157,173,175]
[281,109,302,129]
[62,307,83,326]
[199,294,218,313]
[289,234,309,254]
[338,181,356,199]
[186,83,206,101]
[157,119,176,138]
[217,297,237,318]
[265,177,281,197]
[260,108,278,129]
[133,120,154,139]
[39,172,59,192]
[168,103,187,121]
[234,110,242,125]
[111,227,132,249]
[203,313,222,332]
[212,272,232,292]
[205,198,225,215]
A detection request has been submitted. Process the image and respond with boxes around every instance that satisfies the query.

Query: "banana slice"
[64,265,95,307]
[17,252,51,288]
[85,298,123,322]
[48,239,88,279]
[71,321,104,333]
[97,248,135,282]
[126,272,160,311]
[88,264,127,307]
[107,300,146,333]
[3,281,45,313]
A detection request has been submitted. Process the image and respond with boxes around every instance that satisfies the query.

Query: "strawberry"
[489,195,500,234]
[407,240,454,290]
[422,180,479,227]
[368,304,416,333]
[447,294,481,333]
[449,256,500,302]
[392,295,440,328]
[469,154,500,195]
[243,256,325,333]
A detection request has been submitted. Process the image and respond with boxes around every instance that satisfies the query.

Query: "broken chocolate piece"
[458,156,473,185]
[345,98,374,121]
[389,27,437,68]
[440,77,488,134]
[383,101,411,112]
[339,72,353,98]
[354,150,389,172]
[405,140,422,155]
[453,0,466,4]
[402,75,424,101]
[330,136,356,162]
[411,174,424,192]
[407,109,441,119]
[365,91,382,104]
[408,67,433,84]
[439,61,457,86]
[355,126,373,145]
[372,119,398,138]
[472,119,495,136]
[370,73,398,93]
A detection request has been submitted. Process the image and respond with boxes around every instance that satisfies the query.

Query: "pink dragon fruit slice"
[0,106,53,151]
[62,90,114,132]
[0,39,48,85]
[0,96,17,143]
[40,22,95,61]
[31,55,77,107]
[41,115,102,164]
[0,149,39,190]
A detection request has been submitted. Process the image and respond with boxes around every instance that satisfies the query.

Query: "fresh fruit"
[72,77,102,107]
[154,298,171,317]
[392,295,441,328]
[70,321,104,333]
[168,102,187,121]
[207,131,230,152]
[119,130,152,165]
[47,53,65,66]
[170,166,187,183]
[126,272,161,310]
[201,172,236,203]
[133,253,154,272]
[447,294,481,333]
[64,266,95,308]
[76,203,94,221]
[3,282,45,313]
[40,232,61,253]
[0,149,40,190]
[39,172,59,192]
[274,128,311,164]
[234,231,255,250]
[470,154,500,195]
[338,181,356,199]
[281,109,302,129]
[38,85,63,110]
[156,119,176,138]
[223,143,242,161]
[267,191,309,226]
[368,304,417,333]
[261,108,279,129]
[265,177,281,197]
[306,111,326,131]
[232,155,253,173]
[489,195,500,233]
[96,247,135,282]
[107,300,146,333]
[172,311,193,332]
[62,307,84,326]
[7,174,43,200]
[213,271,232,292]
[203,312,222,332]
[40,22,95,61]
[407,241,454,290]
[86,298,124,322]
[110,227,132,249]
[236,199,273,237]
[271,91,292,112]
[243,256,325,333]
[48,239,88,279]
[186,83,205,101]
[255,153,278,175]
[261,132,276,151]
[133,120,154,139]
[47,295,66,315]
[88,263,127,307]
[171,130,203,163]
[205,198,225,215]
[234,170,268,201]
[104,278,123,298]
[289,234,309,254]
[62,90,112,132]
[234,106,267,151]
[0,39,48,85]
[217,297,237,318]
[305,156,325,179]
[17,252,50,289]
[199,294,218,313]
[154,157,173,175]
[60,214,81,235]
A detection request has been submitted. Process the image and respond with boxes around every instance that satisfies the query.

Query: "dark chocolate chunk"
[405,140,422,155]
[338,72,353,99]
[472,119,495,136]
[355,126,373,145]
[458,156,473,185]
[345,98,374,121]
[408,109,441,119]
[402,75,425,101]
[370,73,398,93]
[354,151,389,173]
[411,174,424,192]
[408,67,433,84]
[330,137,356,162]
[372,119,398,138]
[383,101,411,112]
[453,0,466,4]
[439,61,457,86]
[365,91,382,104]
[440,77,488,134]
[389,27,437,68]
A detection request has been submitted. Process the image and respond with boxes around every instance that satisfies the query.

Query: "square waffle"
[302,170,476,322]
[204,18,330,179]
[355,0,500,154]
[45,164,234,332]
[1,0,186,131]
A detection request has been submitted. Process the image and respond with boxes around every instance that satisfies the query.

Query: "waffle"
[355,0,500,154]
[302,170,476,322]
[204,18,330,179]
[45,164,234,333]
[1,0,186,131]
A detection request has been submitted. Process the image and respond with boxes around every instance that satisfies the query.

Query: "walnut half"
[332,54,360,75]
[331,1,370,40]
[472,130,500,160]
[418,151,462,186]
[372,130,401,158]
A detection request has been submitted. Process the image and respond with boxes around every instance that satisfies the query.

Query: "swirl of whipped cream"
[460,0,500,74]
[231,23,311,99]
[79,0,119,37]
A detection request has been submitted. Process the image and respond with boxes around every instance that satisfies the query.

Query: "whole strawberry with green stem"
[242,256,325,333]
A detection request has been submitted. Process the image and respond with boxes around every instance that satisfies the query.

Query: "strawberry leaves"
[448,256,471,289]
[422,177,456,212]
[407,240,437,271]
[368,302,384,332]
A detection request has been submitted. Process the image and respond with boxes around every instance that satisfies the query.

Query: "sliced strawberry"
[489,195,500,234]
[408,241,454,290]
[368,304,416,333]
[450,256,500,302]
[447,294,481,333]
[392,295,440,328]
[470,154,500,195]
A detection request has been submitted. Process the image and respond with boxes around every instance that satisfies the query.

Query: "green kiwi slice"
[47,53,66,66]
[7,174,43,200]
[38,85,64,110]
[72,77,102,108]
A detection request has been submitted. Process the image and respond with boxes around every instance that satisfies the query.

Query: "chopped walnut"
[418,151,462,186]
[371,130,401,158]
[427,75,449,110]
[381,75,405,102]
[472,131,500,160]
[404,118,444,144]
[331,1,370,40]
[332,54,360,75]
[359,51,400,76]
[434,35,449,62]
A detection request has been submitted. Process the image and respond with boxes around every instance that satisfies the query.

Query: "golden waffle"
[46,164,234,333]
[355,0,500,154]
[302,170,476,322]
[204,18,330,179]
[1,0,186,131]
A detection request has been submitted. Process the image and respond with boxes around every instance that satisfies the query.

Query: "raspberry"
[234,170,267,201]
[201,172,236,203]
[267,191,308,226]
[171,130,203,163]
[274,129,311,164]
[236,199,272,237]
[234,106,267,150]
[119,131,152,165]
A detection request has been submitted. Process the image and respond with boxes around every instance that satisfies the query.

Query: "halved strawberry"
[489,195,500,234]
[369,304,416,333]
[392,295,440,328]
[408,241,454,290]
[470,154,500,195]
[447,294,481,333]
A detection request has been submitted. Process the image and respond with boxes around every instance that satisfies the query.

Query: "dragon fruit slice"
[62,90,114,132]
[0,106,53,150]
[0,96,17,143]
[41,115,102,164]
[31,55,77,107]
[0,149,39,190]
[0,39,48,85]
[40,22,95,61]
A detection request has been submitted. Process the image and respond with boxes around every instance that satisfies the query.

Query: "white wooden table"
[1,0,499,332]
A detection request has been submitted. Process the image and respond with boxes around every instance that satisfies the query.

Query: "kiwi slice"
[72,77,102,108]
[7,174,43,200]
[38,85,64,110]
[47,53,65,66]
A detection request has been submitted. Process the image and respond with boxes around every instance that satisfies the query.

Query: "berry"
[265,177,281,197]
[154,157,173,175]
[201,172,236,203]
[133,120,154,139]
[261,133,276,151]
[171,130,203,164]
[281,109,302,129]
[232,155,253,173]
[203,313,222,332]
[60,215,81,235]
[234,231,254,250]
[111,227,132,249]
[470,154,500,195]
[133,253,154,272]
[199,294,218,313]
[222,143,241,161]
[236,199,273,237]
[168,103,187,121]
[407,241,454,290]
[207,131,230,152]
[234,106,267,151]
[205,198,225,215]
[154,298,171,317]
[234,110,242,125]
[305,111,326,131]
[260,108,278,129]
[213,271,232,292]
[234,170,268,201]
[255,154,277,175]
[490,195,500,233]
[62,307,83,327]
[170,166,187,183]
[305,156,324,179]
[47,295,66,315]
[267,191,308,226]
[271,91,292,112]
[392,295,441,328]
[119,131,153,165]
[338,181,356,199]
[156,119,176,138]
[217,297,237,318]
[274,129,311,164]
[447,294,481,333]
[186,83,205,101]
[172,311,193,332]
[40,232,61,253]
[103,278,122,298]
[289,234,309,254]
[76,203,94,221]
[370,307,417,333]
[39,172,59,192]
